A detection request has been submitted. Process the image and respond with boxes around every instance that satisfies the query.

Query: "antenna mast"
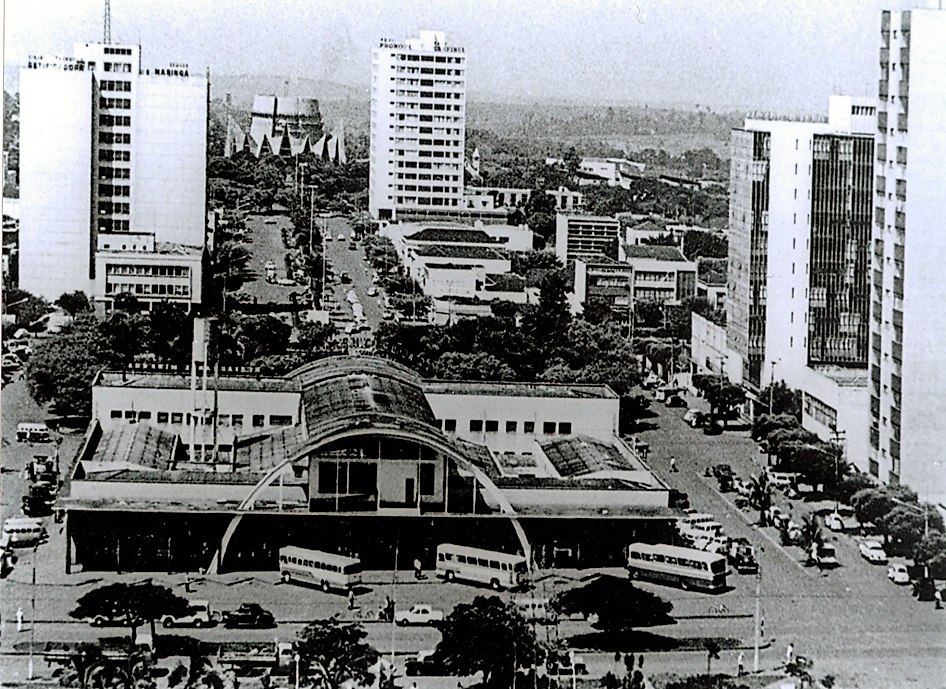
[104,0,111,44]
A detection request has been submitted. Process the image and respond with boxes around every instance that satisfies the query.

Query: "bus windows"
[710,560,726,573]
[477,558,488,567]
[489,560,500,570]
[457,555,466,564]
[666,557,677,565]
[654,554,665,563]
[513,561,527,573]
[630,551,641,560]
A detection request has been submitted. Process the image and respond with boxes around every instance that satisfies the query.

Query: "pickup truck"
[394,604,444,626]
[218,642,294,669]
[161,599,219,628]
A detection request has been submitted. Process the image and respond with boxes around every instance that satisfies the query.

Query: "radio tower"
[104,0,111,44]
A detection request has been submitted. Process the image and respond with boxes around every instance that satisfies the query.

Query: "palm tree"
[52,644,109,689]
[167,654,225,689]
[748,474,773,526]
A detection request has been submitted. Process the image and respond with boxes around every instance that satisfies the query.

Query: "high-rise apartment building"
[870,8,946,503]
[369,31,466,221]
[19,42,207,303]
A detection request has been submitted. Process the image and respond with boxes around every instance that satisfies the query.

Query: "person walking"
[786,643,794,666]
[669,456,677,473]
[16,607,23,633]
[348,589,356,610]
[737,651,745,676]
[413,557,424,580]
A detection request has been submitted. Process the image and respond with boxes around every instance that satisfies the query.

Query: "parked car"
[665,395,687,408]
[90,612,144,628]
[703,420,723,435]
[161,600,218,628]
[683,409,707,428]
[367,286,379,297]
[824,512,845,532]
[814,542,839,569]
[223,603,276,629]
[394,604,444,626]
[859,541,888,564]
[887,563,911,585]
[642,373,661,389]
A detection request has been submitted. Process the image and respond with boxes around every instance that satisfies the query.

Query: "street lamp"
[294,652,300,689]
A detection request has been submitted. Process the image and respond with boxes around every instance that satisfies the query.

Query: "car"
[665,395,687,408]
[161,600,218,628]
[337,233,345,241]
[859,540,888,564]
[682,409,707,428]
[276,278,296,286]
[887,563,911,585]
[223,603,276,629]
[366,286,379,297]
[824,512,845,532]
[642,373,661,389]
[711,464,734,480]
[703,420,723,435]
[394,604,444,626]
[340,273,352,284]
[90,613,145,628]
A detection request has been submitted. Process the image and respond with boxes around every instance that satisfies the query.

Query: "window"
[469,420,483,432]
[110,410,122,419]
[419,463,436,495]
[232,414,243,427]
[505,421,518,433]
[443,419,456,432]
[270,415,293,426]
[252,414,265,427]
[558,422,572,434]
[524,421,535,434]
[157,412,169,424]
[349,462,377,494]
[318,461,337,493]
[124,410,136,420]
[543,422,557,434]
[171,413,184,425]
[137,411,151,421]
[485,420,499,433]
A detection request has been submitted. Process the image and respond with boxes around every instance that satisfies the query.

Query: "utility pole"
[753,560,761,672]
[28,545,36,680]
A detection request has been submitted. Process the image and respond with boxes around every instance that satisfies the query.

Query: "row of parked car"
[674,509,760,574]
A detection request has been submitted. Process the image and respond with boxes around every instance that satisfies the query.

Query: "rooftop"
[413,245,506,261]
[95,371,299,394]
[698,258,728,286]
[561,215,620,225]
[423,380,618,399]
[623,245,690,262]
[405,228,496,244]
[484,273,526,292]
[539,435,641,478]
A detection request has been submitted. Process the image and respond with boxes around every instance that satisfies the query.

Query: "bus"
[1,518,48,549]
[278,547,362,592]
[626,543,728,592]
[16,423,51,443]
[435,543,529,591]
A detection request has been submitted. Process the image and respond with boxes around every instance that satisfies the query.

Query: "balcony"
[880,48,890,64]
[897,113,908,133]
[896,146,907,166]
[878,80,889,99]
[900,47,910,65]
[895,211,906,231]
[876,175,886,195]
[896,179,906,201]
[878,113,888,131]
[899,80,909,98]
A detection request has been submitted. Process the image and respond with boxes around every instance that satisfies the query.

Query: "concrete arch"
[205,416,531,575]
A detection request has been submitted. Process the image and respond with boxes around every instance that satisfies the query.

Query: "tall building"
[19,42,207,303]
[870,8,946,503]
[369,31,466,221]
[726,97,875,474]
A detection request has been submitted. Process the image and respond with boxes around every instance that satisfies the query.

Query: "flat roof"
[413,245,506,260]
[95,371,300,393]
[623,245,690,262]
[423,380,618,399]
[405,228,496,244]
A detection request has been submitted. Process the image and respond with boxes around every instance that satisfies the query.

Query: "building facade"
[623,245,696,306]
[554,214,621,263]
[19,42,207,302]
[870,8,946,502]
[369,32,466,221]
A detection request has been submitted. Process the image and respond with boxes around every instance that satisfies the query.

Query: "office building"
[19,42,207,302]
[623,245,696,306]
[369,31,466,221]
[870,8,946,502]
[554,214,621,263]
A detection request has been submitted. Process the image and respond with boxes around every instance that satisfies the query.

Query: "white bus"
[2,518,48,548]
[435,543,529,591]
[278,547,362,592]
[626,543,728,592]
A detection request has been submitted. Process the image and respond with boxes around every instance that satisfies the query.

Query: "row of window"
[395,126,462,135]
[100,80,132,92]
[442,553,512,570]
[99,149,131,162]
[100,97,131,109]
[394,91,464,100]
[629,550,711,570]
[100,114,131,127]
[105,283,191,296]
[98,219,130,232]
[99,166,130,180]
[396,65,464,74]
[98,201,130,215]
[99,132,131,144]
[395,161,461,170]
[438,419,573,435]
[398,197,459,207]
[280,555,346,573]
[99,184,130,197]
[106,264,190,277]
[396,173,460,182]
[396,54,463,64]
[397,185,460,194]
[104,62,132,73]
[109,409,292,427]
[104,47,133,55]
[394,102,463,112]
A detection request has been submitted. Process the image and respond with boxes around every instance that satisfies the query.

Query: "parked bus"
[435,543,529,591]
[626,543,728,592]
[1,518,49,549]
[16,423,51,443]
[278,547,362,592]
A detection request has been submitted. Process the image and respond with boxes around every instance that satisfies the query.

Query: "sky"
[1,0,926,113]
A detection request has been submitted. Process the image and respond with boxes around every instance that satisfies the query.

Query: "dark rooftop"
[539,435,636,478]
[413,245,506,261]
[234,426,305,472]
[405,228,496,244]
[484,273,526,292]
[95,371,299,394]
[88,423,178,471]
[698,258,728,286]
[623,245,690,262]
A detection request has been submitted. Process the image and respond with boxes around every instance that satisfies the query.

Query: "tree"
[550,575,673,631]
[168,654,224,689]
[682,230,727,260]
[757,381,802,419]
[27,318,107,416]
[51,643,109,689]
[835,472,876,504]
[914,531,946,579]
[3,288,51,331]
[703,640,721,674]
[237,315,292,361]
[510,250,562,276]
[212,242,257,309]
[693,375,745,424]
[751,413,799,443]
[882,505,944,555]
[432,351,517,381]
[526,212,555,247]
[748,474,773,526]
[529,268,571,353]
[799,515,824,565]
[70,582,191,644]
[433,595,545,688]
[57,291,92,316]
[295,619,379,689]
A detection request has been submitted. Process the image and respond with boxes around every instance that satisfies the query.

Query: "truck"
[726,537,759,574]
[160,599,219,628]
[394,604,444,626]
[217,642,294,670]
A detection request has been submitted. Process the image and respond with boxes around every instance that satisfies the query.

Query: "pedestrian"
[935,587,943,610]
[786,643,794,665]
[669,456,677,473]
[413,557,424,580]
[16,607,23,633]
[737,651,745,676]
[638,654,644,669]
[348,589,356,610]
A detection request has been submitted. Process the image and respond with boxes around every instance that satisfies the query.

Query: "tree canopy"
[295,619,379,689]
[550,574,674,630]
[70,582,191,643]
[432,595,544,689]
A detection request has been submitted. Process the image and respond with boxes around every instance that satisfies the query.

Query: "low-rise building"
[571,255,633,322]
[696,258,727,310]
[94,239,204,311]
[622,245,696,305]
[407,245,511,284]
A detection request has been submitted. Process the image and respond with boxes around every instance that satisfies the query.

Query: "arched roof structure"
[205,356,531,574]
